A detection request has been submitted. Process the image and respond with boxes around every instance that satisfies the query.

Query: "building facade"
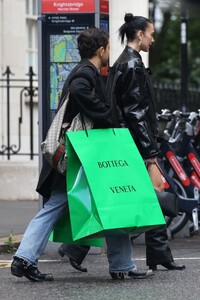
[0,0,148,200]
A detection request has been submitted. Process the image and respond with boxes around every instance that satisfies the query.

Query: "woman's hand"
[147,159,165,191]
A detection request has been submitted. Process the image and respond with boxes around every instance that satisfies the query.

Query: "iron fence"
[0,66,199,160]
[0,66,38,159]
[153,81,200,113]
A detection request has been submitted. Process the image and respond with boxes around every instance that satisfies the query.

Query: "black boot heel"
[58,249,65,257]
[11,265,24,277]
[149,265,157,271]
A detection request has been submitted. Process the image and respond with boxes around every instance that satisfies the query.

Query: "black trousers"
[60,244,90,265]
[60,225,173,266]
[145,225,173,266]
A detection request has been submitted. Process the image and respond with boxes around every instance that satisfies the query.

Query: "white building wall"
[109,0,149,66]
[0,0,38,200]
[0,0,148,200]
[0,0,26,76]
[0,0,39,163]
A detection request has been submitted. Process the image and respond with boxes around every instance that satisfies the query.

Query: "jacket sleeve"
[69,67,112,127]
[119,67,159,159]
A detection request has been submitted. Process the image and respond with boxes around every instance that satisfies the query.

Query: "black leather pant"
[60,225,173,266]
[145,225,173,266]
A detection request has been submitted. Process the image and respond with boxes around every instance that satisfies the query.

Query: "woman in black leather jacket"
[57,14,185,273]
[107,13,186,271]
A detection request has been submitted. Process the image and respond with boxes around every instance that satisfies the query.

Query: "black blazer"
[36,59,119,200]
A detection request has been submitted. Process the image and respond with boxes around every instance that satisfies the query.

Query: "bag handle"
[79,112,89,137]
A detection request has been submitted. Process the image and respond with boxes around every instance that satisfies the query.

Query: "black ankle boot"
[11,257,54,282]
[149,261,186,271]
[58,246,87,272]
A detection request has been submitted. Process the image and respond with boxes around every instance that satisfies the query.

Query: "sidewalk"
[0,199,197,253]
[0,200,39,252]
[0,199,101,255]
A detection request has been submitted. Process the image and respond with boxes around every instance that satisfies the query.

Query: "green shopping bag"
[66,128,165,242]
[49,202,103,247]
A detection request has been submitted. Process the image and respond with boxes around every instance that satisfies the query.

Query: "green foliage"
[187,18,200,84]
[6,232,16,253]
[149,2,200,84]
[150,14,181,82]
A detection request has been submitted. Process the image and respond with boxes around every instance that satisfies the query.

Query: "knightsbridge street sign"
[42,0,95,13]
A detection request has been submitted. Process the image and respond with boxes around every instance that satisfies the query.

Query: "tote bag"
[66,128,165,242]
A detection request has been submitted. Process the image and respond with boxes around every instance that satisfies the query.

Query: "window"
[26,0,38,75]
[26,0,37,16]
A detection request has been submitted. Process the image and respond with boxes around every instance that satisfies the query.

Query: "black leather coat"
[107,46,159,159]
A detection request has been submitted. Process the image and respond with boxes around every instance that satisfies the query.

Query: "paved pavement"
[1,233,200,300]
[0,200,39,251]
[1,200,200,299]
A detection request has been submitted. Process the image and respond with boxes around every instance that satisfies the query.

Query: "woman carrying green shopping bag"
[59,13,185,274]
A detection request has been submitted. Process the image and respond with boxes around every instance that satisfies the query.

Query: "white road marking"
[135,257,200,261]
[1,257,200,268]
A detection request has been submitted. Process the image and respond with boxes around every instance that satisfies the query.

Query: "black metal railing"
[0,66,199,160]
[0,66,38,159]
[153,81,200,113]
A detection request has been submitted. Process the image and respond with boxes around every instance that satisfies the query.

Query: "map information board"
[45,14,94,111]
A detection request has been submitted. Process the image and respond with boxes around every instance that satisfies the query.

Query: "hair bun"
[124,13,134,23]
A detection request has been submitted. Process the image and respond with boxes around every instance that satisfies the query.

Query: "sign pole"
[181,3,188,112]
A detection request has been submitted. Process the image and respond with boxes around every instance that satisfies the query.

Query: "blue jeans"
[15,190,68,267]
[105,235,136,272]
[15,191,136,272]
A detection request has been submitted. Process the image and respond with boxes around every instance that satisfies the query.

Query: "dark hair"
[77,27,109,59]
[119,13,152,44]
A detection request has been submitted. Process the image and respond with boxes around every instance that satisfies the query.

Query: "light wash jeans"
[15,191,136,272]
[15,190,67,267]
